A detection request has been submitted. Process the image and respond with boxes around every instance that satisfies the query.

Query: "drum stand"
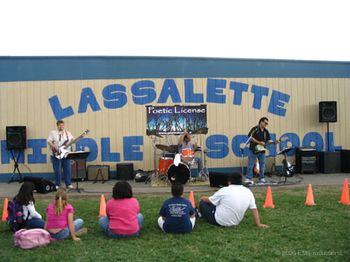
[195,133,209,182]
[150,135,168,183]
[151,135,159,179]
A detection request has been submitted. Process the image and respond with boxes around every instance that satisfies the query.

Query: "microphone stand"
[240,127,258,176]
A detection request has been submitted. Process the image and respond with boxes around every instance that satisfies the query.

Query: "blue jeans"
[98,214,144,238]
[199,200,219,226]
[195,157,203,176]
[26,218,45,229]
[246,151,266,180]
[189,157,203,177]
[50,218,84,240]
[51,156,72,187]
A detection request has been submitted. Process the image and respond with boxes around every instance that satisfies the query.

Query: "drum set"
[150,134,209,184]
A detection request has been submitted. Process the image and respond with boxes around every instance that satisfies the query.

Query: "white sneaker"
[258,178,266,184]
[66,184,74,189]
[55,185,60,190]
[244,178,254,185]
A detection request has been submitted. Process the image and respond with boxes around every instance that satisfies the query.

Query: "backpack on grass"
[14,229,51,249]
[7,199,27,232]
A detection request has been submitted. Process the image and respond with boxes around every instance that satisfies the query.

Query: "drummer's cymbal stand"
[197,132,209,181]
[150,135,159,182]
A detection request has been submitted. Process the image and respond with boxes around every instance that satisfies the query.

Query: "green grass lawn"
[1,186,349,262]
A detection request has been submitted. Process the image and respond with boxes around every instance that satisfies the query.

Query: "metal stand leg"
[72,160,83,193]
[8,150,23,183]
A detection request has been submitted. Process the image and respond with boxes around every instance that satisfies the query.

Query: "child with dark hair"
[14,182,45,229]
[99,181,144,238]
[158,182,195,234]
[45,189,87,241]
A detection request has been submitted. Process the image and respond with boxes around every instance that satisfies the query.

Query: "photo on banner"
[146,105,207,135]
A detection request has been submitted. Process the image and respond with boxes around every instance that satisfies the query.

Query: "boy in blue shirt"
[158,183,196,233]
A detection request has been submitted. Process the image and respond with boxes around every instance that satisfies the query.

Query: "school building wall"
[0,57,349,181]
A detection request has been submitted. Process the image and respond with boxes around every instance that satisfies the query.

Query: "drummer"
[178,132,203,178]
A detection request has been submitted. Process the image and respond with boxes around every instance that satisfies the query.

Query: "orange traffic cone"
[99,194,107,217]
[188,191,195,208]
[339,178,350,205]
[263,186,275,208]
[2,198,9,222]
[305,184,316,206]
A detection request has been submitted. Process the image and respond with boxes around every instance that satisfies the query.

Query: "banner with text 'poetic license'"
[146,105,207,135]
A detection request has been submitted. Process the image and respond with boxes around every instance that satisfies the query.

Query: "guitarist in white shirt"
[47,120,74,189]
[245,117,279,185]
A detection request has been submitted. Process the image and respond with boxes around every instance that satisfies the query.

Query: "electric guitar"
[253,137,287,154]
[53,129,89,159]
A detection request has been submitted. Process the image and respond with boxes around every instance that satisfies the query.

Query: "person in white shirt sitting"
[199,173,268,228]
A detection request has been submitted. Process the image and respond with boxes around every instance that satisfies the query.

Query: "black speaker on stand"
[318,101,339,173]
[319,101,337,152]
[319,101,337,123]
[6,126,27,183]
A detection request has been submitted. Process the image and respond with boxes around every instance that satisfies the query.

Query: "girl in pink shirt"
[99,181,144,238]
[45,189,87,240]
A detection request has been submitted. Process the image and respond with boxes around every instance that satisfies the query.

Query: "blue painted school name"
[48,78,291,120]
[0,132,341,164]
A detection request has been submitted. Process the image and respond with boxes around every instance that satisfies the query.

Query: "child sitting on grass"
[45,189,87,241]
[13,181,45,230]
[98,181,144,238]
[158,182,196,234]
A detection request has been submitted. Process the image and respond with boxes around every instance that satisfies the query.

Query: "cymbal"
[194,146,202,152]
[192,127,208,134]
[155,144,171,152]
[168,145,179,153]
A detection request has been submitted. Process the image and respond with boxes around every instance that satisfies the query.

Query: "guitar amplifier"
[295,148,318,174]
[87,165,110,182]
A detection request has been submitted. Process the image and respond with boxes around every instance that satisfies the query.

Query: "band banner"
[146,105,207,135]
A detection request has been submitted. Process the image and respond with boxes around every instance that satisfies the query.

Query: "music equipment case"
[23,177,56,194]
[116,163,134,180]
[318,152,341,173]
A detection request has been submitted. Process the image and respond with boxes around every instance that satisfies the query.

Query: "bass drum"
[167,162,190,184]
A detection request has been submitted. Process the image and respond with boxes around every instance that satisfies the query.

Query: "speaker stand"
[326,122,330,152]
[8,150,24,183]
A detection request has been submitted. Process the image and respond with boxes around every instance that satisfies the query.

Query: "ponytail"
[54,189,68,215]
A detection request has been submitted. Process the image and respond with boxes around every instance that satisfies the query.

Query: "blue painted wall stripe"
[0,56,350,82]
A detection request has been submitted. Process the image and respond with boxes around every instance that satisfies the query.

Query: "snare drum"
[167,162,190,184]
[158,157,173,176]
[181,148,194,163]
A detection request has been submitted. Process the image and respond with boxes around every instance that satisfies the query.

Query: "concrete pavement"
[0,173,349,199]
